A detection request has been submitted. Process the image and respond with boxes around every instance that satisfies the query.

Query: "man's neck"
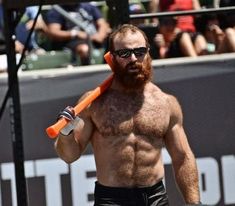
[111,78,146,93]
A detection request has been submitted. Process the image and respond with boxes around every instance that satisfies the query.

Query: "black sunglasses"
[113,47,149,58]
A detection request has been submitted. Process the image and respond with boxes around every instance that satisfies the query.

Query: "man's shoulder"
[164,93,183,120]
[147,82,170,96]
[148,82,179,105]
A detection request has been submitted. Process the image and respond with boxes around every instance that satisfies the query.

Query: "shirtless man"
[55,24,202,205]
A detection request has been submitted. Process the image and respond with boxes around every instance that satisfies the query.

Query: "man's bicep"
[73,115,93,153]
[164,124,191,161]
[73,91,94,151]
[164,95,192,161]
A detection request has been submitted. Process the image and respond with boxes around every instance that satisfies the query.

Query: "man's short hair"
[108,24,150,52]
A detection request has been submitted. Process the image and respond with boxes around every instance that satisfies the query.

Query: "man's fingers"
[57,106,75,121]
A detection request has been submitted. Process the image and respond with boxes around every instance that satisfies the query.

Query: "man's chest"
[91,94,170,138]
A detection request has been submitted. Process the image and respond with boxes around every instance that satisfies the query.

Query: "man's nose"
[130,52,138,61]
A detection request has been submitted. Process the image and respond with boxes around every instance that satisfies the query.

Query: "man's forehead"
[113,30,146,47]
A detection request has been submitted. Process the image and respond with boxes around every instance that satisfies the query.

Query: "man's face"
[111,31,152,90]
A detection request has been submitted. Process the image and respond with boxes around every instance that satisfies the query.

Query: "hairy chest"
[91,91,170,139]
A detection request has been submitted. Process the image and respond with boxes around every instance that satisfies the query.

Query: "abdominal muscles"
[93,132,165,187]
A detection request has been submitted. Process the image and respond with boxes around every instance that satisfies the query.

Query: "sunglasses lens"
[133,47,148,56]
[114,47,148,58]
[117,49,131,58]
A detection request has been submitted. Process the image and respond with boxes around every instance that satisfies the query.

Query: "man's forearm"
[174,155,200,204]
[55,133,81,164]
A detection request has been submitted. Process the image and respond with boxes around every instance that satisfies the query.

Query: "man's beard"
[112,54,153,90]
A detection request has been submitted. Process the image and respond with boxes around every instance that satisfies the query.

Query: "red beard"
[112,54,153,90]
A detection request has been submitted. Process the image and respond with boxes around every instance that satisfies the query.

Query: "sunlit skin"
[55,27,200,204]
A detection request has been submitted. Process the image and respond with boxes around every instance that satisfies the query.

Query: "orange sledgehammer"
[46,52,114,138]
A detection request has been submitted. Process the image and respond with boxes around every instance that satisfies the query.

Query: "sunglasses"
[113,47,149,58]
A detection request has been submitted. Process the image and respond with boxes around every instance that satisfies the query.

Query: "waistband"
[95,180,165,198]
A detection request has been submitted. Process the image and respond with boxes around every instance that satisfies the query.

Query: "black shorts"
[94,180,169,206]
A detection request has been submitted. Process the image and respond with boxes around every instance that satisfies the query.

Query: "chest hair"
[91,88,169,140]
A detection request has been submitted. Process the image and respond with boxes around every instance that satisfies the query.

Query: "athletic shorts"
[94,180,169,206]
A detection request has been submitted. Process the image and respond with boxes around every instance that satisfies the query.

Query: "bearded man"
[55,24,202,206]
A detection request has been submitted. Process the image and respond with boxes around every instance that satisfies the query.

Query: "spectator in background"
[101,0,147,29]
[196,14,222,53]
[195,0,235,54]
[129,0,148,26]
[0,3,47,54]
[148,0,207,56]
[218,0,235,53]
[196,13,235,54]
[46,3,110,65]
[218,0,235,30]
[148,0,201,32]
[154,17,199,58]
[15,6,48,54]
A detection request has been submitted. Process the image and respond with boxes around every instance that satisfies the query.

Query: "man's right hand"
[57,106,82,136]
